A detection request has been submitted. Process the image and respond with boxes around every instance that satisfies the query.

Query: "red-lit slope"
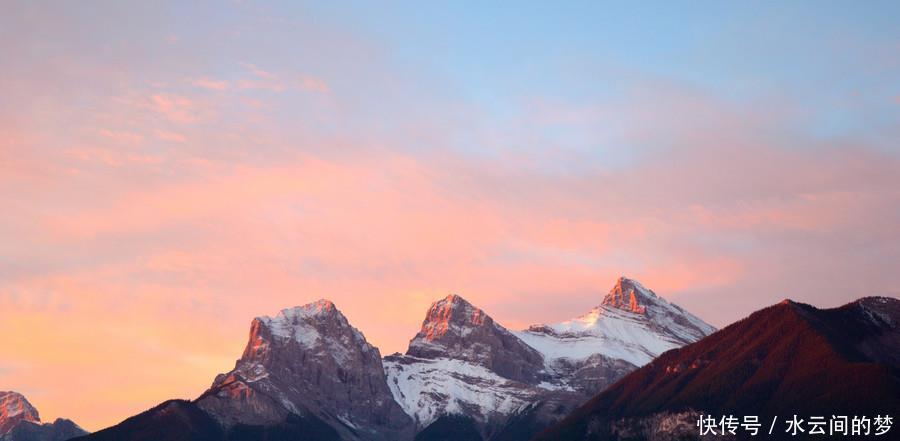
[533,297,900,441]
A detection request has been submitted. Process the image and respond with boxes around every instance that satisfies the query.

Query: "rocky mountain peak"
[269,298,342,325]
[197,299,412,441]
[406,294,545,383]
[601,277,658,314]
[0,391,40,435]
[515,277,716,395]
[0,391,86,441]
[250,299,362,353]
[418,294,489,342]
[303,298,338,315]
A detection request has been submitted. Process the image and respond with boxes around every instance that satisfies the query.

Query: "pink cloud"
[0,35,897,433]
[190,77,230,91]
[240,62,277,80]
[150,94,197,123]
[64,147,163,167]
[155,129,186,143]
[297,75,330,93]
[97,129,143,145]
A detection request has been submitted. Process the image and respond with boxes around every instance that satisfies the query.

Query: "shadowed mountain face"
[533,296,900,441]
[0,392,87,441]
[70,400,341,441]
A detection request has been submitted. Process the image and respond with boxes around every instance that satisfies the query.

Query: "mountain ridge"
[387,278,715,440]
[532,295,900,441]
[67,277,720,441]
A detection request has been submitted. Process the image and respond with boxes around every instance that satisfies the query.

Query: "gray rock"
[406,294,545,383]
[196,299,413,441]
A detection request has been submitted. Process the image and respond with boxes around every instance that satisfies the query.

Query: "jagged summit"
[388,295,554,433]
[0,391,87,441]
[406,293,544,383]
[247,298,362,352]
[197,298,412,441]
[0,391,40,435]
[516,277,716,379]
[601,277,658,313]
[416,294,488,342]
[267,298,339,322]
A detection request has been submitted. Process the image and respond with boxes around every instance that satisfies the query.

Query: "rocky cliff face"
[0,392,87,441]
[0,392,40,436]
[406,295,545,383]
[388,295,576,439]
[196,299,413,441]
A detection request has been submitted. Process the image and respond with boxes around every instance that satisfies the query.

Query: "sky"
[1,0,899,432]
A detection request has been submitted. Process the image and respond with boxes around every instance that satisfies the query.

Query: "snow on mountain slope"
[383,355,542,429]
[253,299,372,366]
[385,281,715,435]
[386,295,564,435]
[406,294,544,384]
[514,277,716,392]
[0,392,39,436]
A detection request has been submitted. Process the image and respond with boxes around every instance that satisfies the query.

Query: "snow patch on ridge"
[517,278,716,368]
[384,356,544,429]
[254,299,371,366]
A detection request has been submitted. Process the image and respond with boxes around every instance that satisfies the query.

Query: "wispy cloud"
[190,77,229,91]
[150,94,197,124]
[155,129,186,143]
[297,74,330,93]
[1,0,897,432]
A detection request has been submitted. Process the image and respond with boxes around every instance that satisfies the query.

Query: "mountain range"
[6,277,897,441]
[57,277,714,441]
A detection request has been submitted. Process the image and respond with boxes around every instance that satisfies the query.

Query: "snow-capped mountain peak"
[388,296,553,434]
[198,299,413,441]
[251,298,362,351]
[601,277,657,314]
[514,277,716,392]
[0,391,87,440]
[406,294,544,383]
[0,392,40,435]
[416,294,489,342]
[385,284,716,437]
